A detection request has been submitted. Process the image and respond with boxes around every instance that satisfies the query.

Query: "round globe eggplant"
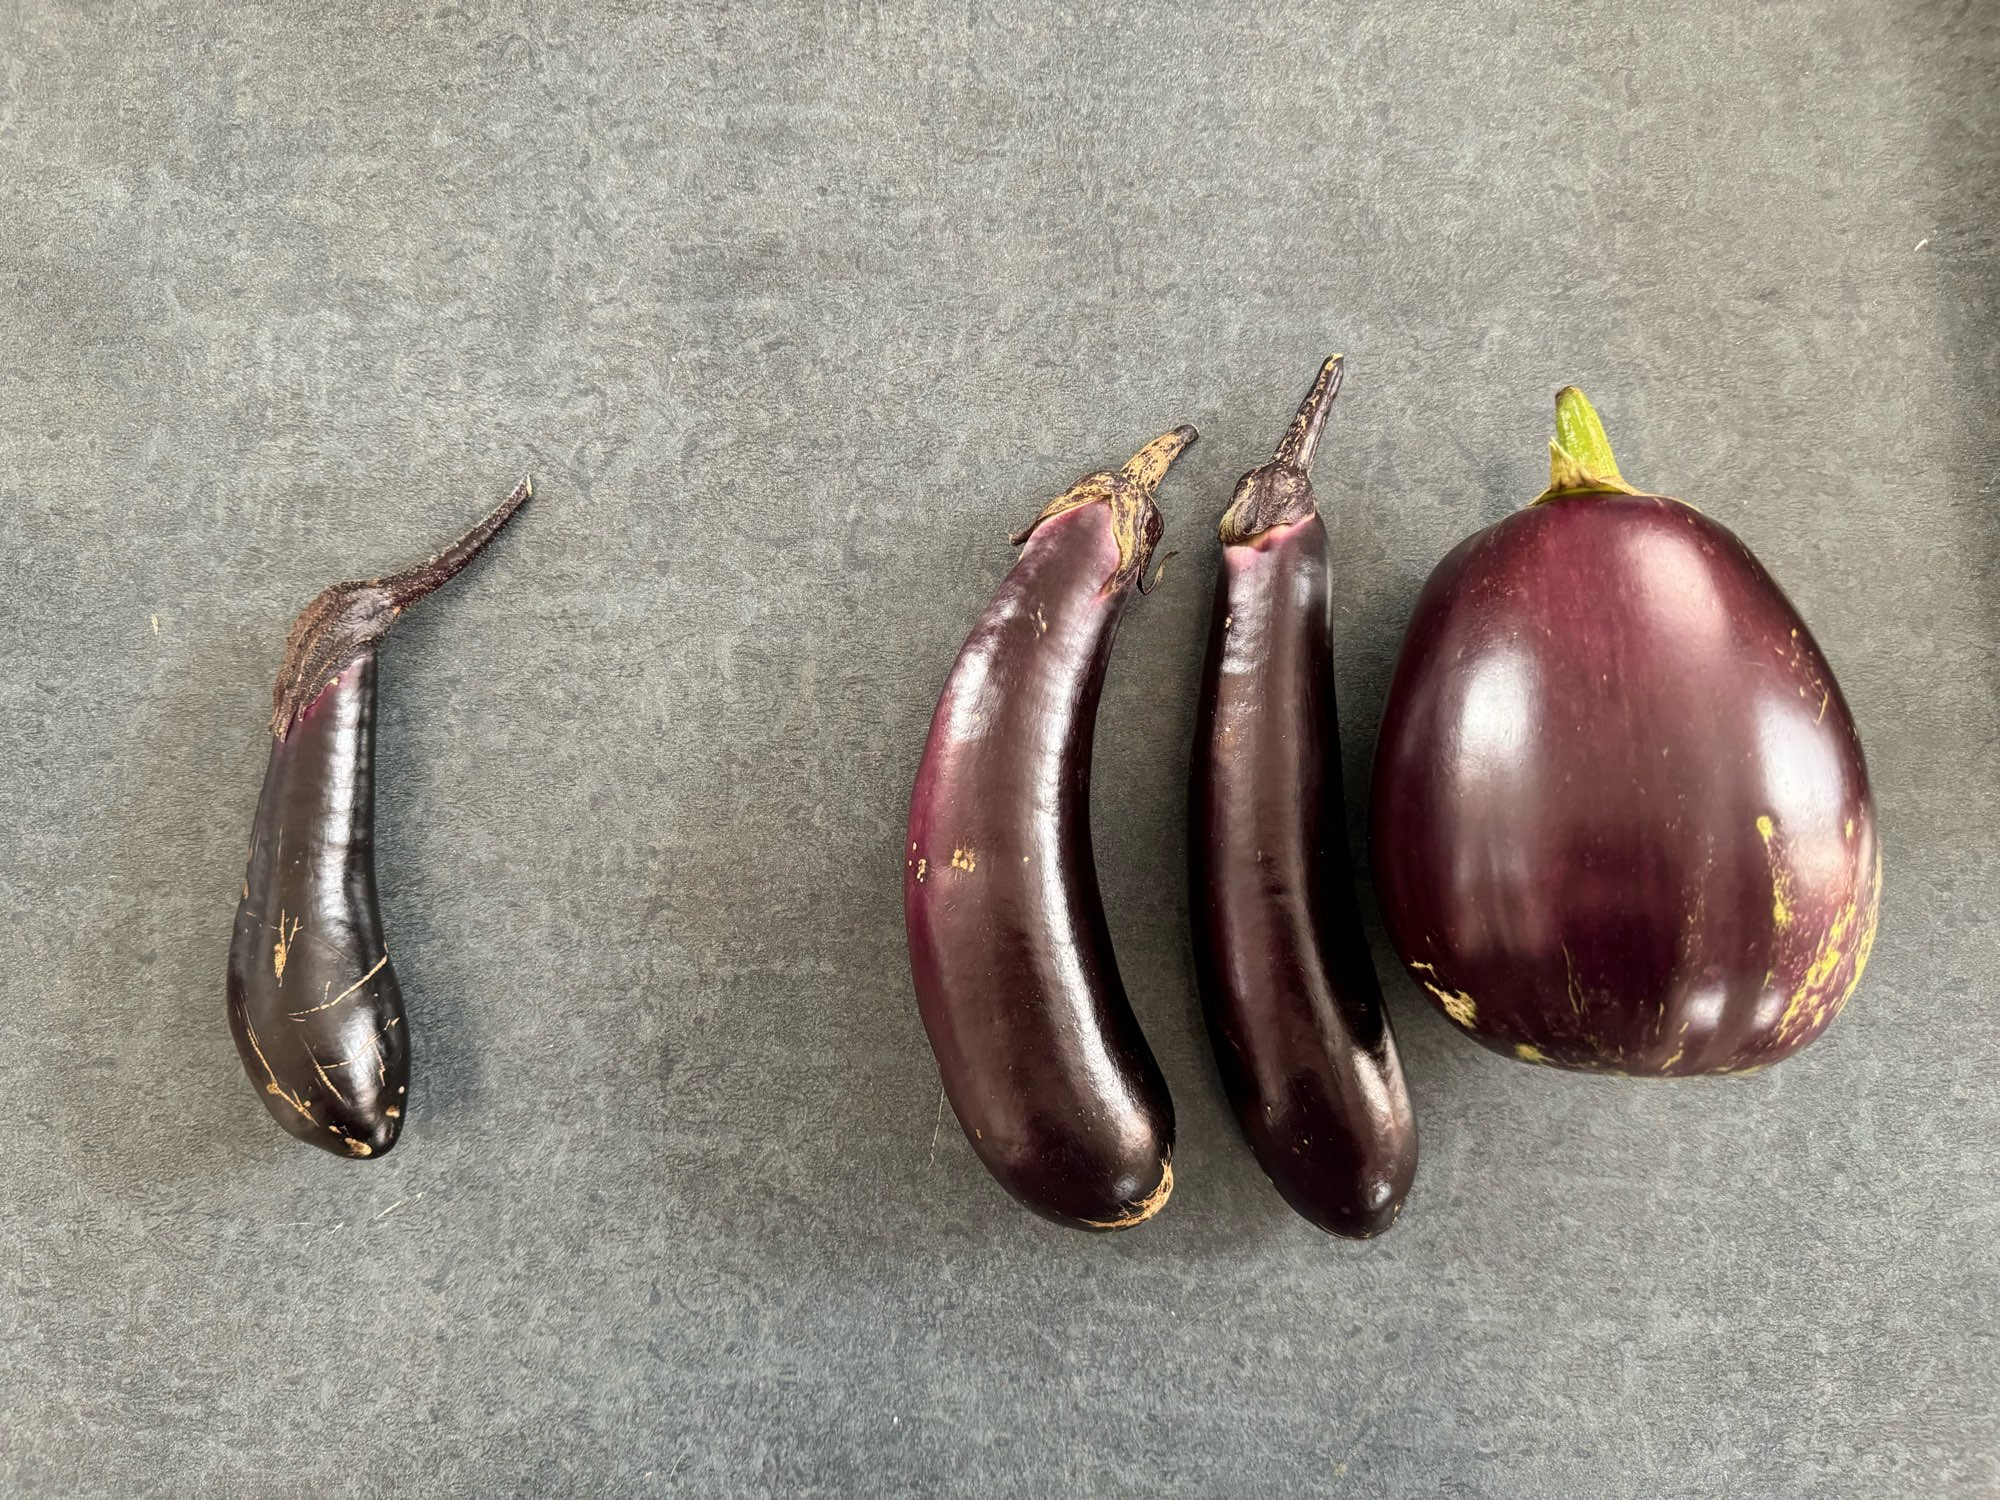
[1370,390,1879,1075]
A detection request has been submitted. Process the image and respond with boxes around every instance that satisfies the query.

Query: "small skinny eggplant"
[226,480,531,1158]
[906,428,1195,1231]
[1189,357,1417,1238]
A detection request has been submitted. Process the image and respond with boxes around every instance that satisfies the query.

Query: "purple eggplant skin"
[905,429,1194,1231]
[1189,357,1418,1238]
[1370,390,1880,1076]
[227,480,530,1157]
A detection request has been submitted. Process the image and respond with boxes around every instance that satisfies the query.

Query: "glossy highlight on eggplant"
[906,428,1195,1230]
[226,479,531,1157]
[1371,389,1880,1075]
[1189,357,1417,1237]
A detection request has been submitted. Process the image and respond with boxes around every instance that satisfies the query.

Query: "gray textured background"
[2,1,1995,1495]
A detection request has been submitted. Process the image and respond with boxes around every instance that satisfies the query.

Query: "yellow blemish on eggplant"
[384,1106,401,1119]
[1078,1157,1174,1230]
[915,858,927,883]
[951,847,976,873]
[1423,982,1477,1028]
[1777,860,1877,1039]
[1844,818,1855,840]
[343,1138,373,1157]
[1563,944,1586,1014]
[1033,604,1048,635]
[1825,854,1883,1022]
[1800,900,1859,994]
[1756,816,1795,927]
[1515,1043,1548,1063]
[1408,960,1437,975]
[1816,689,1829,723]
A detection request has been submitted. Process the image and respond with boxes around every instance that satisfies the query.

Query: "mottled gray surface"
[2,1,1995,1495]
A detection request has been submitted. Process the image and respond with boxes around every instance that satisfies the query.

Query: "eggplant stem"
[1011,426,1197,595]
[1118,426,1199,494]
[1217,355,1344,545]
[269,477,534,738]
[382,477,533,610]
[1534,388,1642,504]
[1270,354,1344,477]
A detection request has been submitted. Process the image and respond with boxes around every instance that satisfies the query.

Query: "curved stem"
[1117,425,1200,494]
[1271,354,1344,476]
[382,477,533,609]
[270,477,534,737]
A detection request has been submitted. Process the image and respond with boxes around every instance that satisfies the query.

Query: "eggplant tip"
[1077,1156,1174,1231]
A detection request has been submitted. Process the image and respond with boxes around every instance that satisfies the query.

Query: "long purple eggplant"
[1189,357,1417,1237]
[906,428,1195,1231]
[1371,388,1880,1074]
[227,480,530,1157]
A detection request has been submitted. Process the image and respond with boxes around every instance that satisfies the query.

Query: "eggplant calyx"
[268,477,532,738]
[1010,426,1197,595]
[1220,354,1344,545]
[1533,386,1642,504]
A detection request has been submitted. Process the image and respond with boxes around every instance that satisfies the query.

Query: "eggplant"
[1370,390,1879,1074]
[1190,356,1417,1236]
[227,480,531,1156]
[906,428,1195,1230]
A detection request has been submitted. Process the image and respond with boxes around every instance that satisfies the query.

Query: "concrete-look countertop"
[3,3,1993,1495]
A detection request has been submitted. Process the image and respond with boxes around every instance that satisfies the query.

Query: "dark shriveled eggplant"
[906,429,1194,1230]
[1371,389,1880,1074]
[1190,357,1417,1237]
[227,480,530,1157]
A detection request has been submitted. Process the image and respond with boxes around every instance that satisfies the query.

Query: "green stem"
[1533,386,1641,504]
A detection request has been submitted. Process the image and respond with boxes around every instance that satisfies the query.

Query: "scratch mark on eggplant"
[241,1018,315,1122]
[308,1050,350,1104]
[271,912,301,984]
[288,954,388,1020]
[1563,944,1586,1015]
